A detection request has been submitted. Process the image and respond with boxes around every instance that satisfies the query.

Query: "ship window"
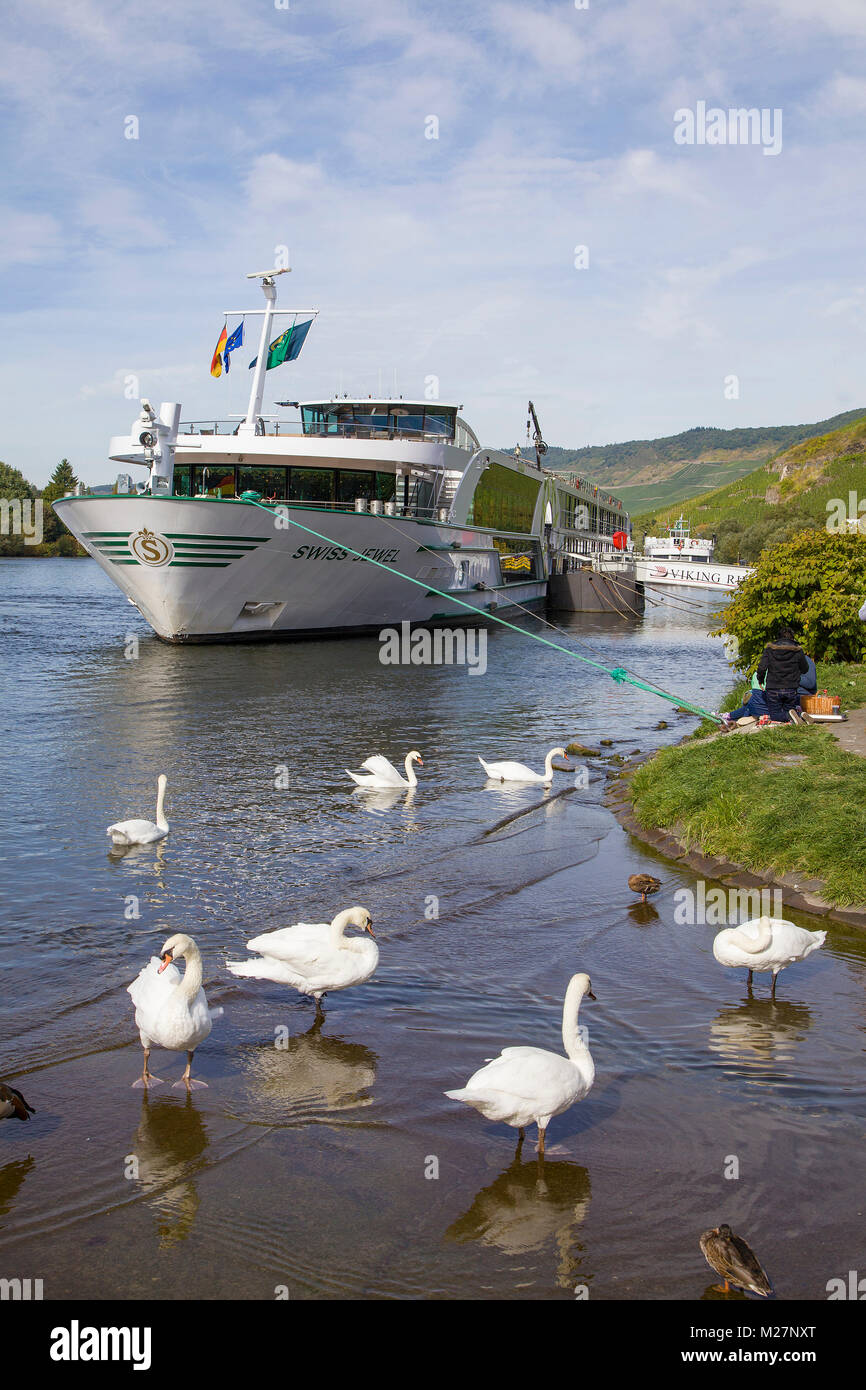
[376,472,396,502]
[238,467,288,498]
[337,470,376,502]
[289,468,335,503]
[467,462,540,534]
[173,466,191,497]
[193,466,236,497]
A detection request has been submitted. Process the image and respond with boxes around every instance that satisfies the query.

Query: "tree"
[41,458,79,546]
[715,529,866,666]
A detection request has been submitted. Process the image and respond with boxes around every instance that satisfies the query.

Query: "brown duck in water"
[0,1083,35,1122]
[628,873,661,903]
[700,1224,772,1296]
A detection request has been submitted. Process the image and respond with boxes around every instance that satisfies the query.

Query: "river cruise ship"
[54,272,631,642]
[635,517,751,592]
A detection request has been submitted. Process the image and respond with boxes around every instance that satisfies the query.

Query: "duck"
[700,1224,773,1296]
[0,1082,35,1122]
[712,915,826,997]
[628,873,662,903]
[227,907,378,1019]
[478,746,568,785]
[346,753,423,789]
[445,972,596,1156]
[127,933,223,1088]
[108,774,169,846]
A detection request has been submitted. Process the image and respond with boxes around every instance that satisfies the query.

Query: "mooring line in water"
[250,501,721,721]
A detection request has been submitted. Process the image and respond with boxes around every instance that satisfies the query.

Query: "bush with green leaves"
[715,529,866,666]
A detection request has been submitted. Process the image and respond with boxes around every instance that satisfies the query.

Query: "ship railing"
[179,419,458,443]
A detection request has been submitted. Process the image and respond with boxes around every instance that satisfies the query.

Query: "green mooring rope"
[250,501,720,722]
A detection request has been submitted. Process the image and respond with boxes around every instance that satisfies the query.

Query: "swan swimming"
[446,972,596,1155]
[108,774,169,846]
[346,752,423,789]
[712,915,826,996]
[128,933,222,1088]
[478,747,567,785]
[227,906,378,1018]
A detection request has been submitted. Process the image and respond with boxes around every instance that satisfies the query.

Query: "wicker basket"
[801,692,841,715]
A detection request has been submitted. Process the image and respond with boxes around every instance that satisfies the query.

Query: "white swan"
[346,752,423,789]
[108,774,169,846]
[127,933,223,1088]
[445,973,596,1155]
[713,915,826,996]
[227,906,378,1018]
[478,747,567,785]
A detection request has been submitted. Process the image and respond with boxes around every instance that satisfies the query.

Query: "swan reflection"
[131,1091,209,1248]
[352,786,417,817]
[238,1019,378,1118]
[708,998,813,1068]
[445,1152,591,1289]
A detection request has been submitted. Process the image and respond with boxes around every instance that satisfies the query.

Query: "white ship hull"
[54,496,546,641]
[635,557,752,592]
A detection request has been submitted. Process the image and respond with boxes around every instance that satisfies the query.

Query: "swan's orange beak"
[365,921,376,938]
[158,950,173,974]
[417,758,424,766]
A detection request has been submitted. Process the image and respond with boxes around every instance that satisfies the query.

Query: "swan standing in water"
[128,933,223,1088]
[346,753,423,789]
[446,973,596,1156]
[478,747,568,785]
[227,907,377,1019]
[713,916,826,997]
[108,774,169,846]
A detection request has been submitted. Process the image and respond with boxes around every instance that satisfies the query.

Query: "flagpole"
[239,267,290,435]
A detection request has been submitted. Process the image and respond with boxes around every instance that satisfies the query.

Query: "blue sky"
[2,0,865,485]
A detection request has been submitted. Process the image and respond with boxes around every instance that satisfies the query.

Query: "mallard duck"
[0,1082,34,1122]
[628,873,661,903]
[713,916,826,997]
[700,1224,772,1296]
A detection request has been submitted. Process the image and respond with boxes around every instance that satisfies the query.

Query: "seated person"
[798,654,817,700]
[756,624,809,723]
[722,671,769,725]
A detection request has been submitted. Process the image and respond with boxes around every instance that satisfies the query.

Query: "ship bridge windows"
[300,403,457,441]
[176,466,401,506]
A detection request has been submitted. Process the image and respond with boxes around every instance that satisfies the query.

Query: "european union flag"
[223,322,244,373]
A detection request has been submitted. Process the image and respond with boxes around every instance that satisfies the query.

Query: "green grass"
[629,727,866,905]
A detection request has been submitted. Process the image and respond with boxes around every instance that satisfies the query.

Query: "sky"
[1,0,866,485]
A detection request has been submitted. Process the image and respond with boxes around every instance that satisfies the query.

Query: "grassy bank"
[629,661,866,906]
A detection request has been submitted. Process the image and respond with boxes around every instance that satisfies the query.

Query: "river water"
[1,558,863,1301]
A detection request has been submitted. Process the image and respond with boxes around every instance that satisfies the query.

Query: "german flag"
[210,325,228,378]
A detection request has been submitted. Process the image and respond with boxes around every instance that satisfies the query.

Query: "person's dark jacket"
[757,639,809,691]
[798,656,817,698]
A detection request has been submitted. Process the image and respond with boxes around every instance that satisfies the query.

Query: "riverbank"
[607,661,866,927]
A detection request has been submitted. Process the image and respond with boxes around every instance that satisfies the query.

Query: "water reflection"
[0,1156,35,1224]
[708,998,813,1068]
[237,1020,378,1120]
[352,787,417,819]
[445,1152,591,1289]
[627,902,659,926]
[131,1092,209,1248]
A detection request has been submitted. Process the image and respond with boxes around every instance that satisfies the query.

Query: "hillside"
[532,407,865,501]
[632,414,866,563]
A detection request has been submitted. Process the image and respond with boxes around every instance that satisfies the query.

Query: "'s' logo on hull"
[130,528,174,566]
